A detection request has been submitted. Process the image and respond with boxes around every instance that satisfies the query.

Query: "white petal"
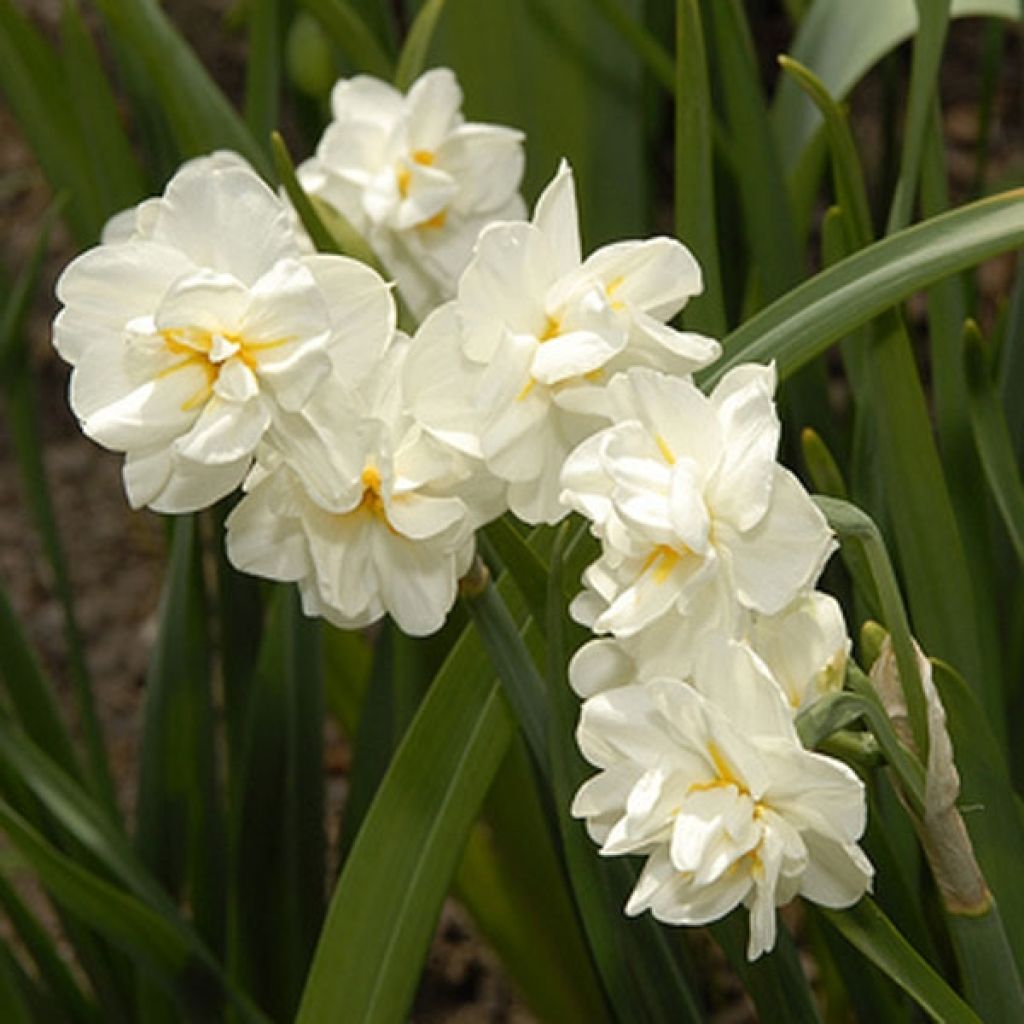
[723,466,836,615]
[372,528,458,636]
[531,160,581,277]
[581,237,703,320]
[174,395,270,465]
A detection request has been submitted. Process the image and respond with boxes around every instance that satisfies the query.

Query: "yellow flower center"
[158,327,288,411]
[358,465,387,519]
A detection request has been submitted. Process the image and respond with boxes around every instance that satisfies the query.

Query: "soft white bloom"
[226,337,500,636]
[745,592,850,713]
[404,162,720,524]
[561,364,835,636]
[53,151,393,514]
[298,68,525,317]
[569,591,847,712]
[572,641,873,959]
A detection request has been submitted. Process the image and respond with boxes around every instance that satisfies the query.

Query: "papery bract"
[404,162,720,524]
[298,68,525,317]
[53,151,393,514]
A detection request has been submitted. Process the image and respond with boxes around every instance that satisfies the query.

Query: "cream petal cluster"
[404,162,721,524]
[226,337,501,636]
[573,642,872,960]
[298,68,525,317]
[53,152,392,514]
[561,364,835,636]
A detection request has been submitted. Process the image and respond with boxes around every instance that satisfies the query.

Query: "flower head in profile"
[53,152,393,514]
[298,68,525,317]
[226,337,501,636]
[404,162,720,524]
[573,641,872,959]
[561,364,835,636]
[569,589,849,715]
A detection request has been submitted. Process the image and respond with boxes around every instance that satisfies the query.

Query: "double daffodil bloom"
[226,338,502,636]
[573,641,872,960]
[560,364,835,635]
[53,152,393,514]
[405,161,720,523]
[298,68,525,317]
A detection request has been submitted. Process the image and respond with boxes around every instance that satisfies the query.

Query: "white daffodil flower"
[404,162,721,524]
[225,337,501,637]
[53,151,394,514]
[745,591,850,713]
[560,364,835,636]
[569,590,847,714]
[572,641,872,959]
[298,68,526,317]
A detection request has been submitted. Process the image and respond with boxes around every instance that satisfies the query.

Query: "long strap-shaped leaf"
[704,187,1024,385]
[822,898,980,1023]
[294,579,520,1023]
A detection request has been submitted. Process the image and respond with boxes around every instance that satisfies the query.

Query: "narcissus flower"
[573,641,872,959]
[53,152,393,514]
[561,364,835,636]
[226,338,500,636]
[298,68,525,317]
[404,162,720,523]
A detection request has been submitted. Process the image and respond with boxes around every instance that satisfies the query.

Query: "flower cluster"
[52,66,871,956]
[560,368,873,957]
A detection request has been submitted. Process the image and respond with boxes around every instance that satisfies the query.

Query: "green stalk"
[588,0,674,91]
[948,908,1024,1023]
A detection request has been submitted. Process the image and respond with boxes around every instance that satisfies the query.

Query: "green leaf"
[92,0,270,177]
[434,0,647,245]
[965,324,1024,570]
[587,0,674,90]
[885,0,951,233]
[675,0,726,334]
[244,0,283,144]
[481,516,552,629]
[297,0,395,79]
[0,940,34,1024]
[0,582,82,785]
[320,625,372,737]
[295,580,518,1024]
[706,188,1024,384]
[816,497,930,766]
[822,898,980,1023]
[58,0,145,216]
[228,587,324,1020]
[0,869,100,1023]
[707,0,802,304]
[454,738,612,1024]
[135,517,225,954]
[394,0,446,90]
[0,204,117,815]
[772,0,1023,175]
[0,0,100,242]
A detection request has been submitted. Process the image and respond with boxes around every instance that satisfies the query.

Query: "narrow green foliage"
[675,0,726,334]
[228,587,324,1020]
[295,579,519,1024]
[394,0,446,90]
[815,497,930,765]
[588,0,674,91]
[244,0,283,144]
[0,870,100,1023]
[135,517,225,953]
[271,131,384,273]
[58,0,145,216]
[965,321,1024,569]
[93,0,270,177]
[297,0,394,80]
[885,0,951,233]
[707,188,1024,384]
[822,898,980,1024]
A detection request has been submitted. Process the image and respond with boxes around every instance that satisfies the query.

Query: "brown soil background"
[0,2,1021,1021]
